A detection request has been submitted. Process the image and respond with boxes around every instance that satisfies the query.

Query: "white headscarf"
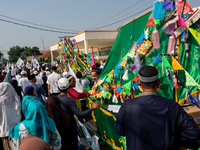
[0,82,21,137]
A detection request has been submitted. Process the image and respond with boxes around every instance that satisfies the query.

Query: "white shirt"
[36,76,44,86]
[18,77,30,92]
[45,71,51,76]
[76,78,90,91]
[47,72,61,94]
[15,75,22,84]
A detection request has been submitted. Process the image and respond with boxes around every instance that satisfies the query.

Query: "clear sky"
[0,0,199,59]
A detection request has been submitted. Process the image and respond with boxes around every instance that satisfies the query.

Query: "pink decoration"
[72,57,74,60]
[167,35,176,54]
[152,29,160,49]
[76,42,78,45]
[79,61,80,63]
[91,47,96,68]
[64,40,66,44]
[177,15,187,27]
[130,42,137,51]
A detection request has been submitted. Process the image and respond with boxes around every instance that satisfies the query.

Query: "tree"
[8,46,24,63]
[8,46,42,63]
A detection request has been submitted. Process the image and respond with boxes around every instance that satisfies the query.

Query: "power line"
[87,0,141,30]
[92,5,152,30]
[100,0,153,27]
[0,18,78,34]
[0,14,80,32]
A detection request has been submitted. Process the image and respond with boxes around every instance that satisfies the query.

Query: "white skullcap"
[21,70,27,75]
[58,78,69,90]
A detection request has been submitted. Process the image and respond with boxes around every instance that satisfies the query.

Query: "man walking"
[115,66,200,150]
[47,66,61,96]
[28,74,46,105]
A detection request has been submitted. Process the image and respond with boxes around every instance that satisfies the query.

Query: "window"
[89,52,97,57]
[99,50,110,56]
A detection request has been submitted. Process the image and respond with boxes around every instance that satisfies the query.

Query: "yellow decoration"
[120,58,126,67]
[172,57,184,70]
[188,28,200,44]
[107,69,114,76]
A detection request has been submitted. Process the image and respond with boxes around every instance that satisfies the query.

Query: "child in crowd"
[75,71,90,111]
[91,68,100,86]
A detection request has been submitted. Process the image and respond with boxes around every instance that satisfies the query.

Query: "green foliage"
[38,57,45,65]
[8,46,41,63]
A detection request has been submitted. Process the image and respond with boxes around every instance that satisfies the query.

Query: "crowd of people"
[1,62,199,150]
[0,64,100,150]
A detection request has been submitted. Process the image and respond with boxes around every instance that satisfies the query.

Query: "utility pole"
[40,36,45,50]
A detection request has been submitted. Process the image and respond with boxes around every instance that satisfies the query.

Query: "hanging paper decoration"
[123,81,132,91]
[107,92,112,99]
[152,29,160,49]
[185,71,200,87]
[176,1,194,14]
[188,28,200,44]
[112,94,118,103]
[130,42,138,52]
[134,54,141,71]
[115,61,122,70]
[129,64,136,71]
[172,57,184,70]
[153,1,165,19]
[120,58,126,67]
[105,75,112,82]
[133,82,139,90]
[152,53,162,65]
[114,91,120,98]
[137,32,145,45]
[127,49,135,58]
[112,69,118,76]
[102,92,108,99]
[167,35,176,55]
[161,56,172,68]
[132,76,139,82]
[122,70,129,80]
[146,17,155,27]
[115,86,122,93]
[107,69,114,76]
[163,0,175,10]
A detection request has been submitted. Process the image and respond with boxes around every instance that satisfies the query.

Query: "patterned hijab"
[9,95,56,144]
[0,82,21,137]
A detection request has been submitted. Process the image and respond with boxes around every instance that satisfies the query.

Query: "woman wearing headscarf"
[19,134,51,150]
[45,96,71,150]
[3,73,12,83]
[9,86,61,150]
[10,80,23,101]
[66,74,89,111]
[0,82,21,150]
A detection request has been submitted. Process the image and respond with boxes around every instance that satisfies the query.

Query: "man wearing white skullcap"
[18,70,30,93]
